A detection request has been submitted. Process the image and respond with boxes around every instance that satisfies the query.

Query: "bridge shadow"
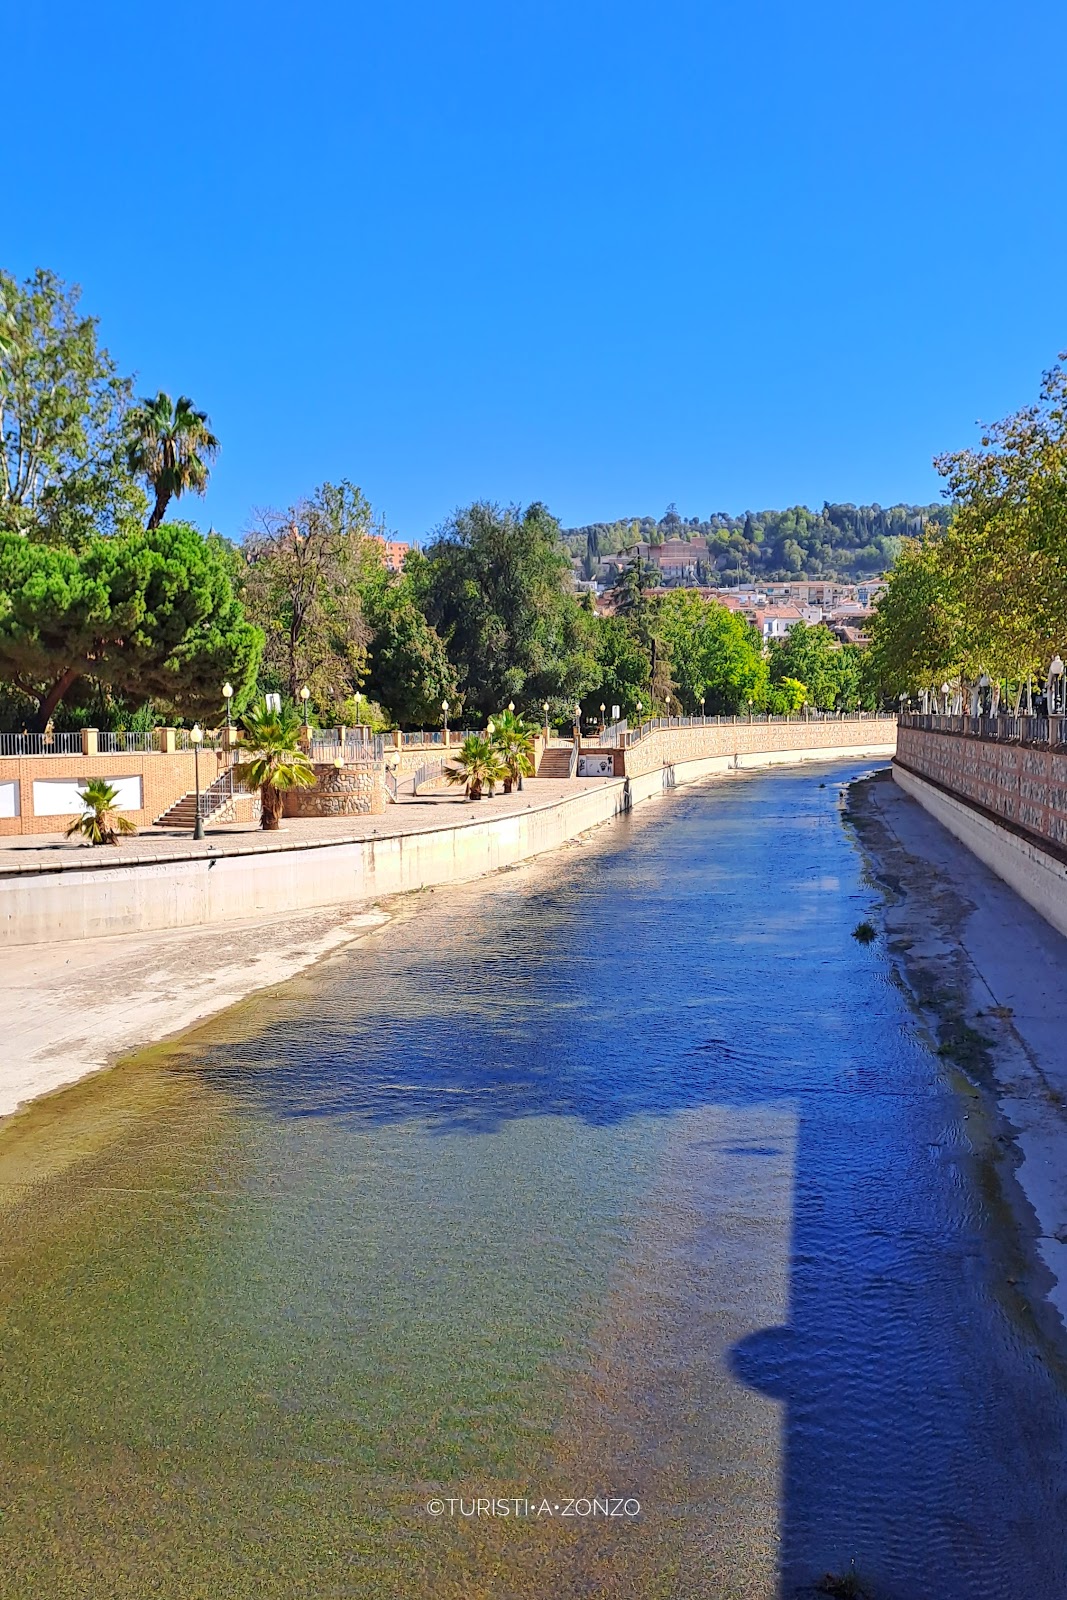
[184,764,1067,1597]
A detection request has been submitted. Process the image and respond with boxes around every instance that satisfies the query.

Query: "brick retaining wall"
[896,725,1067,857]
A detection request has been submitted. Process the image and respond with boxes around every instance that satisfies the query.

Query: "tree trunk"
[147,486,170,530]
[260,783,282,830]
[33,665,82,732]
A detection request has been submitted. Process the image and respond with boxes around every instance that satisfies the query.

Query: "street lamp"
[1049,655,1065,716]
[190,723,205,840]
[700,696,706,723]
[573,702,581,743]
[508,700,515,714]
[222,681,233,729]
[354,689,362,730]
[665,692,672,726]
[747,698,753,722]
[442,699,449,739]
[300,684,311,728]
[542,700,550,743]
[599,702,606,732]
[940,681,951,715]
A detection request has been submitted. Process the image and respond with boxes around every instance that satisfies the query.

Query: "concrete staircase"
[535,745,574,778]
[154,771,244,828]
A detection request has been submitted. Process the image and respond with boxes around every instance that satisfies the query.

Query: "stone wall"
[283,763,385,818]
[896,725,1067,856]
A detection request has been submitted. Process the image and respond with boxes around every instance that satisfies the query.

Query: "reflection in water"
[0,762,1065,1599]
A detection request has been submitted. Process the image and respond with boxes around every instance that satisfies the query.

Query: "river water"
[1,760,1065,1599]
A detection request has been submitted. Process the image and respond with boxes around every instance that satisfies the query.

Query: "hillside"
[563,501,950,583]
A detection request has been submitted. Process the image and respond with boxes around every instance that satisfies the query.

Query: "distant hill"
[562,502,949,583]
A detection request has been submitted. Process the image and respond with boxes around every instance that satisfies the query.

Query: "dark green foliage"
[566,502,950,582]
[0,522,262,729]
[419,501,599,718]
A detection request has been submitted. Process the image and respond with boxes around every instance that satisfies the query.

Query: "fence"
[899,712,1067,749]
[596,709,896,749]
[0,732,83,757]
[308,732,385,764]
[411,757,448,794]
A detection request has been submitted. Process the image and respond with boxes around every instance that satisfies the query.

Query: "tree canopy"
[0,522,261,729]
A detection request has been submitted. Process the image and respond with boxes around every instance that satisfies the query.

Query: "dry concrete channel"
[3,719,1067,1598]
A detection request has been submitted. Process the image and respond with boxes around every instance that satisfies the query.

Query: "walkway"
[0,777,618,876]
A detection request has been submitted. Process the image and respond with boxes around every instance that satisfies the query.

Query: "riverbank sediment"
[849,769,1067,1341]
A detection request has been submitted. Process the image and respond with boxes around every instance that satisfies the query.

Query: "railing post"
[159,727,177,754]
[81,728,98,756]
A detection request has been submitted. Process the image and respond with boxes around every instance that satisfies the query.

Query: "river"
[1,760,1064,1599]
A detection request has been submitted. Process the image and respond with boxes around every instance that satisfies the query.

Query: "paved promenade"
[0,777,618,875]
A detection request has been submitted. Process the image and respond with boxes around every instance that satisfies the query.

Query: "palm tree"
[234,702,316,830]
[490,708,536,793]
[445,733,505,801]
[126,391,220,530]
[65,780,136,846]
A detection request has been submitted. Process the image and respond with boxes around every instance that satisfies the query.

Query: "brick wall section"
[896,725,1067,854]
[620,717,896,779]
[0,750,215,836]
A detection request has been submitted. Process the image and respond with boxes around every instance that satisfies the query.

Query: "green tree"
[126,392,220,530]
[445,732,505,800]
[768,622,843,709]
[655,591,766,713]
[359,561,458,727]
[64,779,136,846]
[0,522,261,728]
[243,482,377,709]
[234,702,316,830]
[489,707,536,793]
[589,614,651,721]
[866,536,962,699]
[419,501,598,717]
[0,268,140,541]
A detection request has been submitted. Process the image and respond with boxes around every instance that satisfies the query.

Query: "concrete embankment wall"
[1,721,894,947]
[894,725,1067,939]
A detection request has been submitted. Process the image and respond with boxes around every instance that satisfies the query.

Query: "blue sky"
[6,1,1066,543]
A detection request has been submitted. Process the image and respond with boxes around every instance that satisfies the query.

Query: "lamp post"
[508,700,515,714]
[354,690,362,731]
[1049,655,1065,717]
[636,700,643,739]
[442,699,449,741]
[222,681,233,730]
[599,702,606,733]
[543,700,550,743]
[700,696,706,723]
[940,682,951,716]
[665,692,672,727]
[573,702,581,744]
[300,684,310,728]
[190,723,204,840]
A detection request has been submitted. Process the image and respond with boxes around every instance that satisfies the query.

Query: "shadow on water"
[178,760,1067,1597]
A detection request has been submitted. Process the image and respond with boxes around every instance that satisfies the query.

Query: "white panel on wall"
[32,775,143,816]
[0,780,19,818]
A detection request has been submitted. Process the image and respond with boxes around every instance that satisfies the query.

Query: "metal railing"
[900,712,1067,748]
[173,728,224,751]
[98,730,160,754]
[401,729,447,746]
[308,732,385,764]
[597,709,896,749]
[0,731,83,757]
[411,757,447,794]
